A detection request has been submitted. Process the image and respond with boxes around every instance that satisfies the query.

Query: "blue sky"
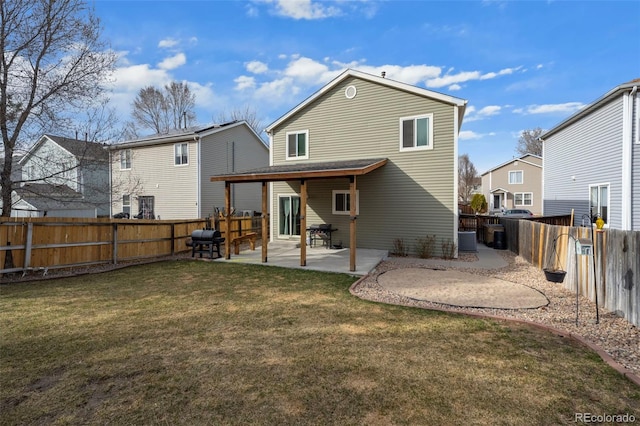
[95,0,640,173]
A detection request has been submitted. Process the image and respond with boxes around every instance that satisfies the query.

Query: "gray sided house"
[481,154,542,215]
[109,121,268,220]
[13,135,110,217]
[541,79,639,230]
[263,69,467,255]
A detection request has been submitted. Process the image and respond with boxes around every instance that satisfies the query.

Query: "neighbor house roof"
[480,153,542,176]
[19,135,109,165]
[265,69,468,133]
[13,183,94,211]
[108,120,268,150]
[540,78,640,140]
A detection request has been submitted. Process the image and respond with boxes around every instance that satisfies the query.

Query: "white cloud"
[235,75,256,91]
[157,53,186,70]
[284,56,331,83]
[426,66,522,88]
[255,76,299,100]
[459,130,496,140]
[158,38,179,48]
[246,60,269,74]
[271,0,341,20]
[448,84,462,91]
[520,102,586,115]
[463,105,502,122]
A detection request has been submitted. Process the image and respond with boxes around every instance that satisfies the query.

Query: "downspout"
[539,137,545,216]
[195,135,200,217]
[621,86,636,230]
[108,149,113,217]
[268,131,274,243]
[453,104,459,258]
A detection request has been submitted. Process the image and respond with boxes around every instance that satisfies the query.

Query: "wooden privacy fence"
[0,216,262,276]
[518,220,639,327]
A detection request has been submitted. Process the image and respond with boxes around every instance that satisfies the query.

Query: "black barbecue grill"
[188,229,225,259]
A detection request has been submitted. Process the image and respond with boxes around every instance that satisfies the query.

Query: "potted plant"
[543,236,567,283]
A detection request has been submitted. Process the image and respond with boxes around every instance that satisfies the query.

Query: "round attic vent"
[345,85,357,99]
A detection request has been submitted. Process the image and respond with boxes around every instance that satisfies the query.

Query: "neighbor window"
[122,195,131,215]
[332,190,359,215]
[514,192,533,206]
[509,170,523,184]
[286,130,309,160]
[399,113,433,151]
[120,149,132,170]
[174,142,188,165]
[590,183,609,224]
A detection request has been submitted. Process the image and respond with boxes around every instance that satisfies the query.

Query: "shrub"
[441,239,457,260]
[470,194,488,214]
[392,238,408,257]
[415,235,437,259]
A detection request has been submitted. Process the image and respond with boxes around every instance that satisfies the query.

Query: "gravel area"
[352,250,640,378]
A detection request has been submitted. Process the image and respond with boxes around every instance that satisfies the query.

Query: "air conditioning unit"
[458,231,477,252]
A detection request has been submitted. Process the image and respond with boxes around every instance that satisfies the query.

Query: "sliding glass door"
[278,195,301,238]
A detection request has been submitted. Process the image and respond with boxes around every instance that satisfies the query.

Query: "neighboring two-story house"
[540,78,639,230]
[211,69,467,258]
[108,121,268,220]
[12,135,109,218]
[480,154,543,215]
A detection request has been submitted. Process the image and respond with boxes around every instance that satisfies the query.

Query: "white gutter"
[195,135,201,218]
[621,85,636,230]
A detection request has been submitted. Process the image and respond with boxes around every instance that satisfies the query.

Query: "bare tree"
[515,127,543,157]
[165,81,196,130]
[1,0,116,217]
[458,154,478,204]
[132,86,168,134]
[131,81,197,135]
[217,105,265,137]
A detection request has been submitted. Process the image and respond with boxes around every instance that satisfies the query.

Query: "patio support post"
[261,181,268,263]
[300,179,307,267]
[225,181,231,259]
[349,175,357,272]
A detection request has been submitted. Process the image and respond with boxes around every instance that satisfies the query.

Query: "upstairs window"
[332,190,359,215]
[509,170,523,184]
[286,130,309,160]
[120,149,132,170]
[400,114,433,151]
[175,142,189,165]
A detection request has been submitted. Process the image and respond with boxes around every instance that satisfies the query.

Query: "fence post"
[112,223,118,265]
[170,223,175,255]
[24,222,33,270]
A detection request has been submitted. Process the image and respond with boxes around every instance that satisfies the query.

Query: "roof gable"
[481,153,542,176]
[541,78,639,139]
[266,68,467,133]
[20,135,108,165]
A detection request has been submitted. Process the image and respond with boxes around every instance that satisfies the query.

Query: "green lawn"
[1,260,638,425]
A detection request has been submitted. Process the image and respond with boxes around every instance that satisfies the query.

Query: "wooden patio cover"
[210,158,388,272]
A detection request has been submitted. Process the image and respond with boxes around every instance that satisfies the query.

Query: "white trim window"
[589,183,609,224]
[120,149,132,170]
[122,195,131,215]
[399,113,433,151]
[514,192,533,206]
[174,142,189,165]
[332,190,359,215]
[286,130,309,160]
[509,170,523,184]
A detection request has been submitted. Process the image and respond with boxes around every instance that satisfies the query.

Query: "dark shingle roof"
[45,135,109,161]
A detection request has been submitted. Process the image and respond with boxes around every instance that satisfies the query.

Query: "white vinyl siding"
[543,96,624,228]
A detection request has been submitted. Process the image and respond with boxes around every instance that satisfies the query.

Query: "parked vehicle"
[503,209,534,218]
